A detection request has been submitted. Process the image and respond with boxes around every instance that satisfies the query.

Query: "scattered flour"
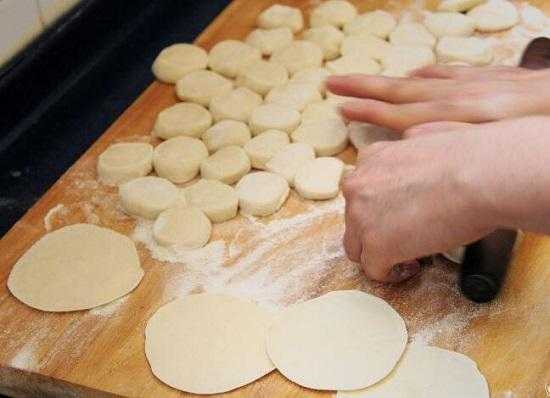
[43,204,67,231]
[89,296,129,317]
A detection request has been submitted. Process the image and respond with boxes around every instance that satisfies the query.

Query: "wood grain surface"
[0,0,549,397]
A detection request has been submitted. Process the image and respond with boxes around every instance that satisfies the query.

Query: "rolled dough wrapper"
[265,142,316,186]
[310,0,358,28]
[208,40,261,78]
[119,176,179,220]
[438,0,485,12]
[202,120,251,153]
[265,82,322,112]
[436,36,493,65]
[209,87,263,123]
[245,27,293,56]
[343,11,397,39]
[153,136,208,183]
[423,11,476,38]
[290,67,330,95]
[236,59,289,96]
[97,142,153,186]
[244,130,290,169]
[271,41,324,75]
[236,171,290,216]
[294,157,344,200]
[389,22,436,48]
[257,4,304,33]
[326,54,381,75]
[152,43,207,84]
[303,25,344,60]
[249,103,300,136]
[200,145,251,185]
[153,207,211,249]
[467,0,519,32]
[175,70,233,106]
[291,118,349,156]
[341,34,391,61]
[185,179,238,223]
[153,103,212,140]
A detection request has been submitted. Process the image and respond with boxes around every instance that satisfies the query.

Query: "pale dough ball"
[265,82,322,112]
[290,67,330,95]
[326,54,381,75]
[153,137,208,183]
[389,22,436,48]
[294,157,344,200]
[152,43,207,84]
[200,145,251,184]
[209,87,263,123]
[266,142,316,186]
[303,25,344,60]
[97,143,153,186]
[271,41,324,75]
[344,11,397,39]
[185,179,238,223]
[244,130,290,169]
[381,45,435,77]
[301,100,342,124]
[348,122,398,149]
[310,0,358,28]
[436,36,493,65]
[249,103,301,135]
[246,27,294,56]
[202,120,251,153]
[236,59,289,96]
[291,118,348,156]
[119,176,179,219]
[175,70,233,106]
[236,171,290,216]
[438,0,485,12]
[341,34,391,61]
[423,12,476,38]
[257,4,304,33]
[467,0,518,32]
[208,40,261,78]
[153,103,212,140]
[153,207,211,248]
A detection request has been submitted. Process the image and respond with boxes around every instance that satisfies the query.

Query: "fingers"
[404,121,473,138]
[411,65,533,81]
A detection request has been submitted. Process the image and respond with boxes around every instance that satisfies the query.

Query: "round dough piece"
[119,176,179,219]
[294,157,344,200]
[341,34,391,61]
[271,41,324,75]
[348,122,398,149]
[153,137,208,183]
[244,130,290,169]
[343,11,397,39]
[301,100,342,124]
[236,171,290,216]
[153,207,211,248]
[337,345,489,397]
[202,120,251,153]
[249,103,301,135]
[153,103,212,140]
[423,12,476,37]
[389,22,436,48]
[97,143,153,186]
[467,0,519,32]
[310,0,358,28]
[257,4,304,33]
[245,27,294,56]
[8,224,143,312]
[185,179,238,223]
[291,118,349,156]
[303,25,344,60]
[290,67,330,95]
[200,145,251,184]
[381,45,435,77]
[236,59,289,96]
[175,70,233,106]
[152,43,208,84]
[209,87,263,123]
[326,54,381,75]
[265,82,322,112]
[438,0,485,12]
[145,294,275,394]
[266,142,316,186]
[267,290,408,391]
[208,40,261,78]
[436,36,493,65]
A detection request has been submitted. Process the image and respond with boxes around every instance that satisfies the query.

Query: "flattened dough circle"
[153,137,208,183]
[236,171,290,216]
[185,179,238,223]
[152,43,207,83]
[153,207,211,248]
[119,176,179,219]
[294,157,344,200]
[97,142,153,186]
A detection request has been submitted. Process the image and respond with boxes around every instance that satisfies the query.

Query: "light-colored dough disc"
[267,290,408,391]
[245,27,294,56]
[119,176,179,219]
[341,34,391,61]
[8,224,143,312]
[249,103,301,135]
[381,45,435,77]
[389,22,436,48]
[209,87,263,123]
[301,100,343,124]
[326,54,381,75]
[266,142,316,186]
[202,120,251,153]
[467,0,519,32]
[438,0,485,12]
[153,137,208,183]
[265,82,322,112]
[291,118,349,156]
[290,67,330,95]
[423,12,476,37]
[153,103,212,140]
[294,157,344,200]
[236,171,290,216]
[175,70,233,106]
[145,294,275,394]
[200,145,251,184]
[257,4,304,33]
[185,179,238,223]
[343,11,397,39]
[153,207,211,248]
[310,0,358,28]
[271,41,324,75]
[303,25,344,60]
[436,36,493,65]
[97,143,153,186]
[207,40,261,78]
[236,59,289,96]
[244,130,290,169]
[348,122,399,149]
[337,345,489,397]
[152,43,208,83]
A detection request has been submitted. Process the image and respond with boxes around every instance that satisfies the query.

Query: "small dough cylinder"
[271,41,324,75]
[119,176,179,220]
[153,103,212,140]
[97,142,153,186]
[175,70,233,106]
[236,171,290,216]
[153,207,211,248]
[294,157,344,200]
[210,87,263,123]
[152,43,208,84]
[202,120,251,153]
[236,59,289,96]
[185,179,239,223]
[291,119,349,156]
[208,40,261,78]
[265,142,316,186]
[244,130,290,169]
[200,146,251,185]
[257,4,304,33]
[153,137,208,184]
[249,103,301,136]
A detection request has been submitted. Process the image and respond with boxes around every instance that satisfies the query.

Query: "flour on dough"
[236,171,290,216]
[185,179,238,223]
[119,176,179,220]
[294,157,344,200]
[265,142,316,186]
[97,142,153,186]
[153,207,211,248]
[200,145,251,184]
[175,70,233,106]
[257,4,304,33]
[152,43,207,83]
[202,120,251,153]
[244,130,290,170]
[153,137,208,183]
[153,103,212,140]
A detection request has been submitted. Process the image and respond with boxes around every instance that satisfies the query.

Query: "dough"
[310,0,358,28]
[290,67,330,95]
[152,43,208,84]
[265,82,322,112]
[185,179,238,223]
[246,27,294,56]
[249,103,301,135]
[337,344,489,397]
[244,130,290,169]
[303,25,344,60]
[389,22,436,48]
[348,122,398,149]
[438,0,485,12]
[436,36,493,65]
[343,11,397,39]
[153,103,212,140]
[257,4,304,33]
[202,120,251,153]
[341,34,391,61]
[209,87,263,123]
[236,171,290,216]
[294,157,344,200]
[271,41,324,75]
[8,224,143,312]
[153,207,211,248]
[207,40,261,78]
[467,0,519,32]
[153,137,208,183]
[423,12,476,37]
[301,100,342,124]
[200,145,251,184]
[119,176,179,219]
[145,294,274,394]
[175,70,233,106]
[266,290,408,391]
[97,143,153,186]
[381,45,435,77]
[266,142,316,186]
[326,54,381,75]
[291,118,349,156]
[236,59,289,96]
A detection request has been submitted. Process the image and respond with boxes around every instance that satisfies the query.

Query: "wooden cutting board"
[1,0,549,397]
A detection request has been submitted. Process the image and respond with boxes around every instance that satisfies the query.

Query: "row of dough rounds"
[145,290,489,396]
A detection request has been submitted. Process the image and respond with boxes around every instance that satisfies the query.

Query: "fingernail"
[388,260,421,283]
